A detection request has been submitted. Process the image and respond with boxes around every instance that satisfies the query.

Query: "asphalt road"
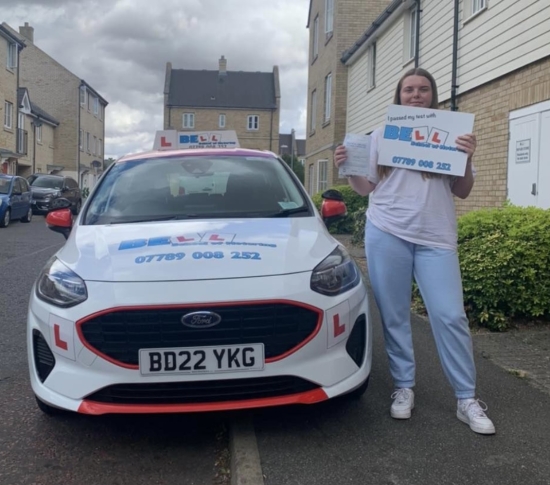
[0,217,229,485]
[252,284,550,485]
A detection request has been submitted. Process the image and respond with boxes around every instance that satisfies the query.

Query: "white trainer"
[457,399,496,435]
[390,388,414,419]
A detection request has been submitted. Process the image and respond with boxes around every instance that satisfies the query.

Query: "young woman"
[334,68,495,435]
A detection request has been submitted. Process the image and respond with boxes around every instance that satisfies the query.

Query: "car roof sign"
[153,130,240,151]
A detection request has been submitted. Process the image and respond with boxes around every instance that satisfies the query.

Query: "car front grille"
[85,375,320,404]
[33,330,56,382]
[79,303,321,366]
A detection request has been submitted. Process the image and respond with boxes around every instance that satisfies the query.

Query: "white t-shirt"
[365,127,473,251]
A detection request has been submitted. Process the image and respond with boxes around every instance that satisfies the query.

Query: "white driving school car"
[28,130,372,415]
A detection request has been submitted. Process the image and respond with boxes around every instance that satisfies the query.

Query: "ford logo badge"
[181,311,222,329]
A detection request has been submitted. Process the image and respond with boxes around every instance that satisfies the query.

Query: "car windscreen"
[0,178,11,195]
[83,154,311,225]
[30,177,63,189]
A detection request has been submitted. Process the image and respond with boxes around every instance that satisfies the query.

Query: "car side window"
[20,179,29,192]
[13,179,22,194]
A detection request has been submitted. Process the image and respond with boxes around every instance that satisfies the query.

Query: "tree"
[281,154,304,184]
[103,157,116,169]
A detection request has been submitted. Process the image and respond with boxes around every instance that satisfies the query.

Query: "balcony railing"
[17,128,28,156]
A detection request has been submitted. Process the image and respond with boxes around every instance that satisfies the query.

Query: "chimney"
[218,55,227,78]
[19,22,34,43]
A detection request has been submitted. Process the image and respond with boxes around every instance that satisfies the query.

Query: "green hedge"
[312,184,368,234]
[353,204,550,331]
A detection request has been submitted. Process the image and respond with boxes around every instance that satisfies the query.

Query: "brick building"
[164,56,280,152]
[304,0,392,195]
[0,23,25,175]
[2,22,108,186]
[340,0,550,212]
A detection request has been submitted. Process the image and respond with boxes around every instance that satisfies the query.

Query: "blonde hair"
[378,68,441,180]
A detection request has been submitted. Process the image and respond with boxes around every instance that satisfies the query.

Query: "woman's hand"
[334,145,348,167]
[456,134,477,161]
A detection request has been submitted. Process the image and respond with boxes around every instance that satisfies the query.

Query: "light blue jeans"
[365,220,476,399]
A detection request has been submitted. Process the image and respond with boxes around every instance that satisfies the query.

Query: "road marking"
[0,243,62,268]
[230,416,265,485]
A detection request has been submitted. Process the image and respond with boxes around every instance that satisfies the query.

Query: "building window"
[368,43,377,90]
[472,0,486,14]
[7,43,17,69]
[324,73,332,123]
[325,0,334,35]
[99,104,103,121]
[36,124,42,143]
[93,136,97,155]
[182,113,195,128]
[312,15,319,60]
[247,115,259,131]
[86,132,90,152]
[93,97,99,116]
[407,6,418,61]
[80,86,87,106]
[79,129,83,150]
[308,164,315,194]
[310,89,317,134]
[4,102,13,129]
[219,114,226,128]
[317,160,328,192]
[87,92,92,111]
[98,139,102,157]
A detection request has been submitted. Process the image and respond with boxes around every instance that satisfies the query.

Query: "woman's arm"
[334,145,376,196]
[451,134,477,199]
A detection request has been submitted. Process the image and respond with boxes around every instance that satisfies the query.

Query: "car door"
[19,178,32,215]
[10,179,24,219]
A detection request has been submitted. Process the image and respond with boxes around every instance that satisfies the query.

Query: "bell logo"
[429,128,449,145]
[413,127,429,142]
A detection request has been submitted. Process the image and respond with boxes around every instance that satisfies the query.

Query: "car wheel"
[0,209,10,228]
[21,207,33,223]
[344,376,370,400]
[72,199,82,215]
[35,396,67,416]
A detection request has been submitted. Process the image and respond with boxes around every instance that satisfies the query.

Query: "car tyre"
[35,396,67,416]
[72,199,82,215]
[21,207,33,223]
[0,209,10,228]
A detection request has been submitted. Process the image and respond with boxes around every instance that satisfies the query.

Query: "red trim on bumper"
[77,388,328,415]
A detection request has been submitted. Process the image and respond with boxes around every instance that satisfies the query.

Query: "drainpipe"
[269,109,274,151]
[450,0,460,111]
[78,83,83,181]
[414,0,421,68]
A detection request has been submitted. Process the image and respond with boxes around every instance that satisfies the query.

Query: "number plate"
[139,344,265,376]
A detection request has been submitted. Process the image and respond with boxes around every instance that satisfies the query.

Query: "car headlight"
[310,246,361,296]
[36,257,88,307]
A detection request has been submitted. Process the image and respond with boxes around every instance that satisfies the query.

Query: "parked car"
[27,131,372,416]
[0,174,33,228]
[28,174,82,215]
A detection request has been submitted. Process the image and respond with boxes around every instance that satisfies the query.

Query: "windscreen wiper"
[267,206,311,218]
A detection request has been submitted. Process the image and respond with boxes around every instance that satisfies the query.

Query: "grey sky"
[3,0,310,159]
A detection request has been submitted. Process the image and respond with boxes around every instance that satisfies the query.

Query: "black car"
[28,174,82,215]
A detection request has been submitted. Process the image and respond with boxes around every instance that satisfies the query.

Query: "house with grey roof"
[164,56,280,152]
[17,87,59,177]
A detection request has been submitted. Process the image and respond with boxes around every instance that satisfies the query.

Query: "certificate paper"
[378,105,475,177]
[338,133,371,178]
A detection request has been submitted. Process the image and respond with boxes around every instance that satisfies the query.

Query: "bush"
[311,184,368,234]
[457,205,550,330]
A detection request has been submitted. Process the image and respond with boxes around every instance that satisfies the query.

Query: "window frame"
[247,115,259,131]
[324,73,332,123]
[4,101,13,129]
[317,160,328,193]
[7,43,17,70]
[312,15,319,61]
[325,0,334,35]
[182,113,195,129]
[472,0,487,14]
[408,6,418,62]
[310,89,317,135]
[219,113,226,128]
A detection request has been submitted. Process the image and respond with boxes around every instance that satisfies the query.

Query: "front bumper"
[32,199,52,213]
[28,272,372,414]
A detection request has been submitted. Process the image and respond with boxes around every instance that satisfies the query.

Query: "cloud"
[3,0,310,159]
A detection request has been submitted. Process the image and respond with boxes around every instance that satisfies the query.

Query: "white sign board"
[153,130,240,151]
[378,105,475,177]
[515,139,531,164]
[338,133,371,178]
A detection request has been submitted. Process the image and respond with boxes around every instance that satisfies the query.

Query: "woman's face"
[399,75,433,108]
